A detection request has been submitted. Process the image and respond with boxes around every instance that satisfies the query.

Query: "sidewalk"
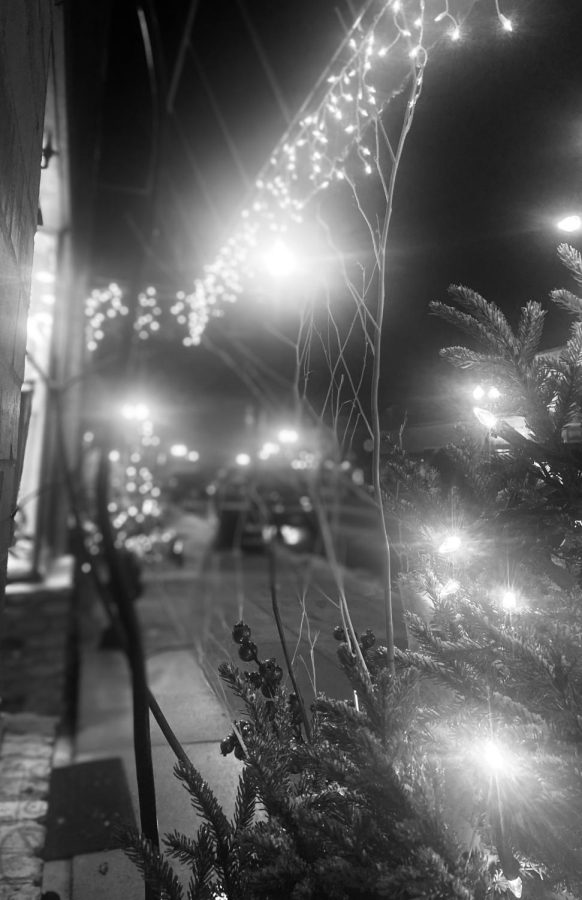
[39,513,393,899]
[41,518,244,899]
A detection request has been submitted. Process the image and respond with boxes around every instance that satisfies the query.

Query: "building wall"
[0,1,53,603]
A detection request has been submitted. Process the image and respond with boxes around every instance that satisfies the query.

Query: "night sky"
[88,0,582,456]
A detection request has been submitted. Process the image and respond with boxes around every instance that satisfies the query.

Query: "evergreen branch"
[557,243,582,289]
[438,345,513,372]
[431,284,518,355]
[123,830,184,899]
[163,826,215,891]
[173,762,232,874]
[516,301,546,363]
[233,767,257,835]
[430,303,514,356]
[550,288,582,318]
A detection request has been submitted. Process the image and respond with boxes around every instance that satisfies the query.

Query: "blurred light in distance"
[35,270,55,284]
[487,387,501,399]
[235,453,251,466]
[280,525,305,546]
[170,444,188,457]
[108,450,120,462]
[278,428,298,444]
[501,589,517,610]
[187,450,200,462]
[121,402,150,421]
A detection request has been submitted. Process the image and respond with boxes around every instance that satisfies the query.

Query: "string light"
[501,589,517,611]
[474,407,498,430]
[84,1,520,352]
[437,533,462,554]
[494,0,513,31]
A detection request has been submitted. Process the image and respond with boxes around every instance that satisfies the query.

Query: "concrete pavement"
[41,512,393,899]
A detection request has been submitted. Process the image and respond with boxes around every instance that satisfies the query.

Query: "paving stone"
[0,883,42,899]
[0,758,52,781]
[0,802,48,823]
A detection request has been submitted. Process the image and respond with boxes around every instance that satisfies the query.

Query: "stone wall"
[0,0,53,605]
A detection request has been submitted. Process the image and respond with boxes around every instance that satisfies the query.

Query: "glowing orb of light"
[557,214,582,233]
[262,240,297,278]
[438,534,462,554]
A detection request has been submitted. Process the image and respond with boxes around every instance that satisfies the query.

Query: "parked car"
[212,466,319,553]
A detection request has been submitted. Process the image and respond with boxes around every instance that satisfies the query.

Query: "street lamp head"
[556,214,582,233]
[262,240,298,278]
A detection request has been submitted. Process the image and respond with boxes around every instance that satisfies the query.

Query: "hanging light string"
[85,0,515,352]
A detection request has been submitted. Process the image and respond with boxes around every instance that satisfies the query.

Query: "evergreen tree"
[382,242,582,898]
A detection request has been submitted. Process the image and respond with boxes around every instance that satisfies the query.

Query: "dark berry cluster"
[333,624,388,674]
[232,622,284,697]
[333,625,376,652]
[288,692,304,737]
[221,621,289,759]
[220,720,254,760]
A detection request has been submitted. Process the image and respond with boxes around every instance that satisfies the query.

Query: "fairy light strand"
[85,0,515,352]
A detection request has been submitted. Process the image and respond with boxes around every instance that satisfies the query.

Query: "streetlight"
[262,239,298,279]
[556,214,582,233]
[121,402,150,421]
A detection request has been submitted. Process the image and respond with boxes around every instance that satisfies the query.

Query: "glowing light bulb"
[505,876,523,898]
[472,385,485,400]
[441,579,460,597]
[438,534,461,554]
[473,407,497,430]
[483,740,506,771]
[499,13,513,31]
[450,26,461,40]
[501,589,517,610]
